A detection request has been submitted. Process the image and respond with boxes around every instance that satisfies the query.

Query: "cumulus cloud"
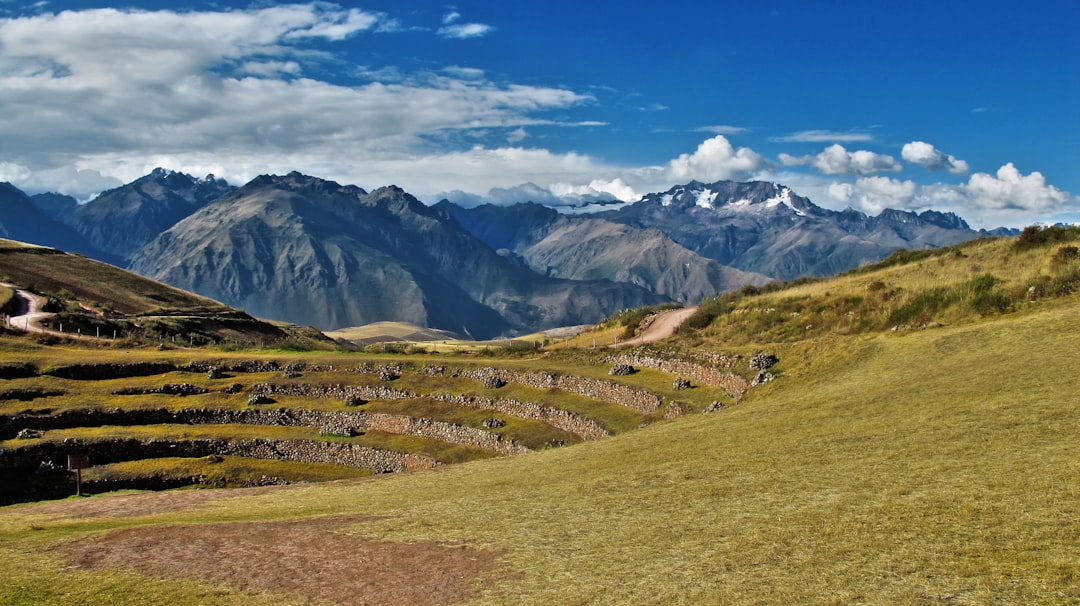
[901,141,969,175]
[959,163,1068,212]
[780,144,901,176]
[550,178,639,202]
[819,163,1073,227]
[666,135,767,182]
[826,176,918,215]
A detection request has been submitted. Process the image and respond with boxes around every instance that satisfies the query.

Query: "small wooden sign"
[68,454,89,497]
[67,454,90,470]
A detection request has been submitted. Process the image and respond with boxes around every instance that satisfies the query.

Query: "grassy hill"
[0,228,1077,604]
[0,238,332,348]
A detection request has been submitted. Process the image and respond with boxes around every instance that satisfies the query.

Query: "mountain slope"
[437,201,772,303]
[605,180,995,280]
[0,183,115,263]
[131,173,665,337]
[62,168,234,261]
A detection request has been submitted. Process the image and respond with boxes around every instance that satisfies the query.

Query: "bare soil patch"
[57,514,513,605]
[22,485,290,519]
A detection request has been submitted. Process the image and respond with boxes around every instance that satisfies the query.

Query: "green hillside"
[0,228,1077,604]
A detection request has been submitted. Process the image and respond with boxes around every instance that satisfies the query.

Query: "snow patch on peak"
[695,189,718,209]
[764,187,805,216]
[660,193,675,207]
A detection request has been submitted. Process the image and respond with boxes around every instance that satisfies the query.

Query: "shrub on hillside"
[1014,224,1080,251]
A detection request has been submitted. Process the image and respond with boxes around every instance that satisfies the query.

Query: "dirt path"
[614,306,697,347]
[2,283,52,333]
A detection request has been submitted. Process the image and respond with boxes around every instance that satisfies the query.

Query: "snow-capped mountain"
[603,180,994,280]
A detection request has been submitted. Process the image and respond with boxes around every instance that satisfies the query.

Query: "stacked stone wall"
[253,382,608,441]
[613,353,749,399]
[1,437,436,474]
[457,367,661,414]
[1,407,527,456]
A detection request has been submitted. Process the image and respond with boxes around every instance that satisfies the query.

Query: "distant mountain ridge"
[129,173,665,337]
[602,180,1000,280]
[33,168,234,262]
[436,200,772,303]
[6,171,1011,336]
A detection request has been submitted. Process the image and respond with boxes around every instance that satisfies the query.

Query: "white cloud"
[506,128,528,143]
[781,144,901,176]
[769,130,875,143]
[434,9,493,39]
[0,162,121,199]
[825,176,917,215]
[284,7,380,41]
[549,178,639,203]
[901,141,969,175]
[666,135,767,182]
[0,5,581,198]
[695,125,748,135]
[818,163,1074,228]
[959,163,1068,212]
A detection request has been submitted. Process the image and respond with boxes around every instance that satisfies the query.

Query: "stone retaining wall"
[2,407,528,456]
[1,437,436,474]
[613,353,749,400]
[456,367,662,415]
[253,383,609,441]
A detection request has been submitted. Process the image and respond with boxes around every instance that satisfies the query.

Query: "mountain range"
[3,169,1010,336]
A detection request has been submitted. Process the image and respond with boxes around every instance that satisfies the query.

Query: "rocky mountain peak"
[637,180,817,218]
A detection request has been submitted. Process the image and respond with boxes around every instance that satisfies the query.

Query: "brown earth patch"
[57,514,514,605]
[20,484,289,520]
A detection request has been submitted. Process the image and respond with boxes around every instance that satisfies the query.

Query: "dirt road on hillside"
[614,306,697,347]
[2,284,52,333]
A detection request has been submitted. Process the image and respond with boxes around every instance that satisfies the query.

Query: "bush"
[1051,245,1080,271]
[1014,224,1080,251]
[678,298,732,333]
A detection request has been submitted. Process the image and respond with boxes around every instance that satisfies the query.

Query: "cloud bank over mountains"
[0,3,1074,228]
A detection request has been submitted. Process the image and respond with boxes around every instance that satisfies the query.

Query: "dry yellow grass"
[1,293,1077,603]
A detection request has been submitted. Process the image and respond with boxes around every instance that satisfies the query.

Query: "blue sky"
[0,1,1076,228]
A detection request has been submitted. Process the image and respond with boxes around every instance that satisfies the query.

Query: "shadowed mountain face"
[130,173,665,337]
[603,180,992,280]
[0,183,113,263]
[57,168,235,262]
[436,201,773,303]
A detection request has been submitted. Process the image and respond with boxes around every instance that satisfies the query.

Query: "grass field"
[0,231,1077,604]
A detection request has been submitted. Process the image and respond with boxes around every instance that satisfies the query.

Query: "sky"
[0,1,1077,229]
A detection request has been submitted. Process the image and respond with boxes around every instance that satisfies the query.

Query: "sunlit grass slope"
[2,293,1078,603]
